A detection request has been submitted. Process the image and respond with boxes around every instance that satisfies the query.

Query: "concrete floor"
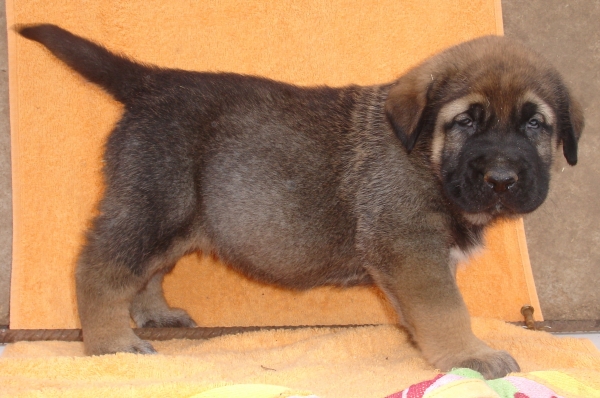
[0,0,11,327]
[503,0,600,321]
[0,2,598,325]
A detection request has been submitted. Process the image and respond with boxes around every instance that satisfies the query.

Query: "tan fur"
[521,91,557,163]
[431,94,486,168]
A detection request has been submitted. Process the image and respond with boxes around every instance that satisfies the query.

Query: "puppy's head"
[385,36,584,224]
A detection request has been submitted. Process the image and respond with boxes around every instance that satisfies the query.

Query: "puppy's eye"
[527,118,541,129]
[456,117,473,128]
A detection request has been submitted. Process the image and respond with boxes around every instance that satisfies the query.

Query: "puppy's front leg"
[369,248,519,379]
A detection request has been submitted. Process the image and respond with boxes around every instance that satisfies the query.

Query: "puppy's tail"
[17,24,152,103]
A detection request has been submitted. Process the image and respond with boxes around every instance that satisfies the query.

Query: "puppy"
[18,24,583,379]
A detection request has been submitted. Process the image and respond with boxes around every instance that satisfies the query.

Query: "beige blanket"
[1,318,600,397]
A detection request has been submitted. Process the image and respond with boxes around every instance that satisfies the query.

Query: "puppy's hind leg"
[76,235,156,355]
[130,268,197,328]
[76,203,195,355]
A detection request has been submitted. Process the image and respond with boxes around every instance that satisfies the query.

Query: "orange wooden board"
[8,0,540,329]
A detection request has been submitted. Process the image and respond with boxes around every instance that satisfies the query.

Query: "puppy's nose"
[484,169,518,193]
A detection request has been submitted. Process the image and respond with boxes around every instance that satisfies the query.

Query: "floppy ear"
[384,73,430,153]
[558,89,584,166]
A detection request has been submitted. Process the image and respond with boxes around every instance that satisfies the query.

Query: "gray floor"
[503,0,600,321]
[0,0,12,327]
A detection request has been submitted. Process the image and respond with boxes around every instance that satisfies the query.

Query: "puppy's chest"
[448,221,484,268]
[449,244,483,269]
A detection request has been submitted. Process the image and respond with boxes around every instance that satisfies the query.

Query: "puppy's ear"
[385,73,430,153]
[557,88,584,166]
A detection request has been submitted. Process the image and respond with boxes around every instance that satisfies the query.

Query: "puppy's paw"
[437,348,520,379]
[122,338,157,354]
[84,331,157,355]
[135,307,198,328]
